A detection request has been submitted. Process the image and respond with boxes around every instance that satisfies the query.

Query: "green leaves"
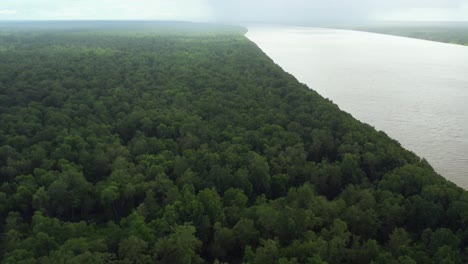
[0,24,466,263]
[154,224,203,264]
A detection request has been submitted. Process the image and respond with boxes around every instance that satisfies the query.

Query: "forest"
[350,23,468,46]
[0,22,467,263]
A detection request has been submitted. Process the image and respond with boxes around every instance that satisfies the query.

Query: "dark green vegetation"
[350,22,468,46]
[0,22,467,263]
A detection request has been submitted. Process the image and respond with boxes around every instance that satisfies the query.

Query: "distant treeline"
[0,21,247,35]
[0,22,467,263]
[350,23,468,46]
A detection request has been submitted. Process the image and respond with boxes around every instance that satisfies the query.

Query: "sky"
[0,0,467,22]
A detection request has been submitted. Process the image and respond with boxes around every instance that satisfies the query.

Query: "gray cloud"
[208,0,468,22]
[0,0,467,22]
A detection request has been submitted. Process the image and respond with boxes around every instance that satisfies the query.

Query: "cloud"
[0,0,213,20]
[0,0,466,22]
[207,0,468,22]
[0,9,18,15]
[374,1,468,21]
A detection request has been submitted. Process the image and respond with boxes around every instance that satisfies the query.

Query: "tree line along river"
[247,26,468,189]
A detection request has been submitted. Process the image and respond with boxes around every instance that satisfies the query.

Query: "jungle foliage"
[0,22,467,263]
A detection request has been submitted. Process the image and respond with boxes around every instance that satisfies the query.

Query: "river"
[246,26,468,189]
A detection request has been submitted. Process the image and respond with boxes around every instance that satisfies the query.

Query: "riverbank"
[247,26,468,189]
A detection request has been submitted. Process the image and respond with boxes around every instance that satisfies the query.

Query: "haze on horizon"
[0,0,467,23]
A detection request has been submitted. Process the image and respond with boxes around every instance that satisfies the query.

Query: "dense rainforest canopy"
[0,22,467,263]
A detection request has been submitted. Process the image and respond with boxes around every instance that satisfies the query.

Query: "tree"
[254,240,279,264]
[198,188,224,224]
[154,224,203,264]
[118,236,151,264]
[248,152,271,195]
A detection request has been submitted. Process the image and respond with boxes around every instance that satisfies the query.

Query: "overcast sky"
[0,0,467,22]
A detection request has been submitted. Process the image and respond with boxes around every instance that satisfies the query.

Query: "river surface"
[246,26,468,189]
